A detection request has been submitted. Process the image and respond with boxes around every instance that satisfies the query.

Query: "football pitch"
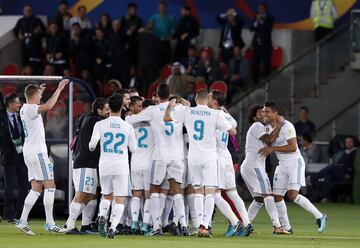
[1,203,359,248]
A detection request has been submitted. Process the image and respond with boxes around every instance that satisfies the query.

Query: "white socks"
[99,199,111,219]
[66,201,84,229]
[248,200,263,222]
[263,196,281,227]
[203,194,215,229]
[110,203,125,230]
[194,193,204,227]
[20,190,40,224]
[226,190,250,226]
[131,197,141,222]
[143,199,151,224]
[275,200,291,230]
[294,195,323,219]
[162,195,173,227]
[173,194,187,227]
[81,199,97,226]
[43,188,56,225]
[215,193,238,226]
[186,194,197,227]
[150,193,162,230]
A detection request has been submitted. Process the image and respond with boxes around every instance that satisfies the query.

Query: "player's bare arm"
[163,99,177,122]
[260,115,283,145]
[259,137,297,156]
[38,79,69,114]
[227,127,237,136]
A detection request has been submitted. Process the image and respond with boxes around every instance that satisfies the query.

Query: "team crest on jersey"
[48,163,54,172]
[288,128,295,136]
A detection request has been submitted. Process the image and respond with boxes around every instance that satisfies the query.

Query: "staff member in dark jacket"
[250,3,274,83]
[0,93,30,223]
[65,98,109,234]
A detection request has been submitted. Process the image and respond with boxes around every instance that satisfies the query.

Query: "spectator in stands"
[80,69,99,96]
[294,106,316,138]
[250,3,274,83]
[13,4,46,68]
[184,81,196,104]
[128,66,143,92]
[149,1,175,66]
[109,19,130,86]
[43,64,56,76]
[166,62,192,97]
[197,50,219,83]
[174,5,199,61]
[299,132,322,164]
[105,79,122,97]
[181,45,199,76]
[129,88,140,97]
[0,93,30,223]
[312,136,357,202]
[97,13,113,37]
[45,107,68,139]
[216,8,245,64]
[46,22,69,74]
[21,65,33,75]
[70,23,94,74]
[121,2,144,66]
[53,0,72,34]
[227,46,251,101]
[69,5,92,30]
[93,27,111,82]
[310,0,338,41]
[138,27,161,94]
[27,24,45,75]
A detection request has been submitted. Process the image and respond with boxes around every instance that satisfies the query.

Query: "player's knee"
[150,184,161,193]
[273,195,283,202]
[254,196,264,203]
[287,191,298,201]
[133,190,143,198]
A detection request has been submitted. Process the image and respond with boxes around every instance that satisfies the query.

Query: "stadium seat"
[0,85,17,96]
[104,79,122,97]
[160,64,172,80]
[210,81,228,96]
[73,101,85,118]
[146,81,159,99]
[219,62,228,79]
[245,47,254,65]
[271,46,283,69]
[195,81,208,92]
[2,63,19,75]
[199,46,214,58]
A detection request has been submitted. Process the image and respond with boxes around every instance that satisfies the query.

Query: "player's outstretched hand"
[57,79,69,91]
[169,98,177,108]
[39,83,46,93]
[259,146,273,156]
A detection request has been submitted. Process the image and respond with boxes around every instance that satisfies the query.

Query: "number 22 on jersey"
[103,132,125,154]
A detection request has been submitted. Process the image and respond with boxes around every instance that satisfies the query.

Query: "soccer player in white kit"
[208,90,252,237]
[16,80,69,235]
[125,84,188,236]
[259,102,327,233]
[164,90,237,237]
[89,93,137,239]
[241,104,290,235]
[128,97,156,234]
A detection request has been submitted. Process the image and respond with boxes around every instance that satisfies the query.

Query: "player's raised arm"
[125,105,153,124]
[259,116,283,145]
[163,99,177,122]
[89,122,101,151]
[38,79,69,114]
[217,110,237,136]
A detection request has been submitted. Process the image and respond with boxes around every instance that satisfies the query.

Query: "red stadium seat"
[47,101,66,120]
[146,81,159,99]
[160,64,172,80]
[199,46,214,58]
[245,47,254,65]
[73,101,85,118]
[271,46,283,69]
[219,62,228,79]
[0,85,17,96]
[104,79,122,97]
[210,81,228,96]
[2,63,19,75]
[195,81,207,92]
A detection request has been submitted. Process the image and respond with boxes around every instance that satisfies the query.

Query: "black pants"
[3,158,30,219]
[159,40,172,67]
[253,45,272,83]
[315,27,333,42]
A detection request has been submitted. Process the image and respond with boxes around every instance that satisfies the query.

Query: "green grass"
[1,203,360,248]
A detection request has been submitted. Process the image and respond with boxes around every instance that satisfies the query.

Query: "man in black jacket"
[216,8,245,64]
[250,3,274,83]
[65,98,109,234]
[0,93,30,223]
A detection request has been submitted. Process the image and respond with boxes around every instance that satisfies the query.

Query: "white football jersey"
[89,116,136,176]
[171,104,232,164]
[20,104,48,156]
[216,111,237,161]
[125,102,184,161]
[131,122,155,170]
[244,122,268,166]
[269,120,302,161]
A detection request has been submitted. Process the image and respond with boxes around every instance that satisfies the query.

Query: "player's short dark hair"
[156,84,170,100]
[183,5,191,12]
[108,93,123,113]
[77,5,86,12]
[260,2,268,9]
[128,2,137,9]
[210,89,225,107]
[130,96,142,107]
[264,101,279,113]
[24,84,40,99]
[248,104,263,124]
[299,106,309,112]
[142,99,156,108]
[195,89,209,101]
[129,87,138,93]
[5,93,19,107]
[91,98,108,114]
[302,132,313,143]
[117,88,130,96]
[72,22,81,28]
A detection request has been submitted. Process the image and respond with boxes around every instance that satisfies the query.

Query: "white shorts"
[24,153,54,182]
[150,160,184,186]
[241,163,272,197]
[181,159,191,189]
[73,167,98,194]
[273,157,306,196]
[217,157,236,190]
[100,174,132,197]
[131,168,150,191]
[188,160,218,188]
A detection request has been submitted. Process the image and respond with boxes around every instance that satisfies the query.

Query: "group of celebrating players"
[15,79,327,239]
